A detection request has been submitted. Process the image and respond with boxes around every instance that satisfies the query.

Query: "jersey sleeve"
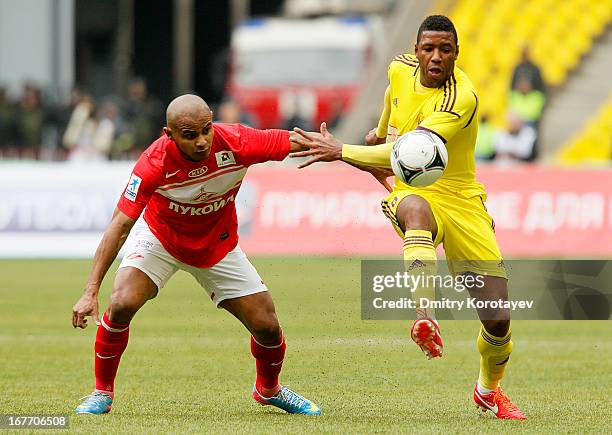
[116,154,162,219]
[375,85,391,139]
[236,124,291,166]
[342,142,394,168]
[420,86,478,143]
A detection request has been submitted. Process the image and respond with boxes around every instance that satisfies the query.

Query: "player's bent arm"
[84,208,136,296]
[420,88,478,143]
[342,142,394,168]
[72,208,135,328]
[373,85,391,141]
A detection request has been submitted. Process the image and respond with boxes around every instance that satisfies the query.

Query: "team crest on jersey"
[393,97,398,107]
[192,186,217,203]
[215,150,236,167]
[188,167,208,178]
[416,112,424,125]
[124,173,142,202]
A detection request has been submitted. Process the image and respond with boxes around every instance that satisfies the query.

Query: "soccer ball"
[390,130,448,187]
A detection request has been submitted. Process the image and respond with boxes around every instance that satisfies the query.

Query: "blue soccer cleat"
[252,385,321,415]
[75,391,113,414]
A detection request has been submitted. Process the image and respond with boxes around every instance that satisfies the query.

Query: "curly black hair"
[417,15,458,45]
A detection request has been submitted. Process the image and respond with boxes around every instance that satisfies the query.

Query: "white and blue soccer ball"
[390,129,448,187]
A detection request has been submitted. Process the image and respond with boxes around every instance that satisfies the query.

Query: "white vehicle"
[227,16,383,128]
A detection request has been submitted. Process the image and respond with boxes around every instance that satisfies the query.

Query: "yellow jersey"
[345,53,485,199]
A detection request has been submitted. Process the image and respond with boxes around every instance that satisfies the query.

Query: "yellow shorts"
[381,188,507,278]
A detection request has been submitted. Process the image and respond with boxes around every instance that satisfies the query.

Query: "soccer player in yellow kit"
[291,15,525,420]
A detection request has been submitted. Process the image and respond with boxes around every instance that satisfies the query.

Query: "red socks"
[250,332,286,395]
[94,313,284,397]
[94,312,129,393]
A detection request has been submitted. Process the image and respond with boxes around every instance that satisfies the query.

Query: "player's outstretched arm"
[290,122,394,191]
[290,122,394,169]
[72,208,135,329]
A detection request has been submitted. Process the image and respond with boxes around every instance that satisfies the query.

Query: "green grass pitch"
[1,258,610,433]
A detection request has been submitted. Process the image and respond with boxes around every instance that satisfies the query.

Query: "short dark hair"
[417,15,458,45]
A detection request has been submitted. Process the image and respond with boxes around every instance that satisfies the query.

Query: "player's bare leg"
[76,268,157,414]
[465,274,525,420]
[221,291,282,347]
[396,195,443,358]
[220,292,321,415]
[106,267,159,323]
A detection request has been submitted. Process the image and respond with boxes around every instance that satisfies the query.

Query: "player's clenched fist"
[72,293,99,329]
[365,128,386,145]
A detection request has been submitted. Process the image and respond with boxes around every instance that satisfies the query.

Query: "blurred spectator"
[52,88,85,139]
[89,99,117,160]
[509,77,546,126]
[475,115,497,161]
[493,111,537,163]
[0,86,15,154]
[508,75,545,161]
[103,97,135,160]
[216,98,254,126]
[14,83,45,159]
[123,77,163,150]
[63,94,94,148]
[45,87,87,160]
[63,94,118,162]
[511,47,545,94]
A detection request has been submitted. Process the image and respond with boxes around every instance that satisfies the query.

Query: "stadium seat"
[556,95,612,164]
[442,0,612,135]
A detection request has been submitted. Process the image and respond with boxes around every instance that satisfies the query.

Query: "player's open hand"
[289,122,343,168]
[72,292,100,329]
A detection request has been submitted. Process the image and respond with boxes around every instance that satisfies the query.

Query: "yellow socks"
[477,325,513,391]
[403,230,437,319]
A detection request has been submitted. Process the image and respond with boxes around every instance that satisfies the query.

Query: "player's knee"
[108,288,146,322]
[483,318,510,337]
[397,196,435,232]
[250,315,282,345]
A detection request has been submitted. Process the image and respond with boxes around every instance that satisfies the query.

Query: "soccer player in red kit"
[71,94,321,415]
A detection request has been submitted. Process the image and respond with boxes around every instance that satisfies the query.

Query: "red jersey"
[117,123,290,267]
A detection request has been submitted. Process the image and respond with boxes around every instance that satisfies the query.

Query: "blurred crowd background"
[0,0,610,165]
[0,78,163,161]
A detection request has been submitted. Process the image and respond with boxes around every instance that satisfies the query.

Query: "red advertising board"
[238,164,612,258]
[0,163,609,258]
